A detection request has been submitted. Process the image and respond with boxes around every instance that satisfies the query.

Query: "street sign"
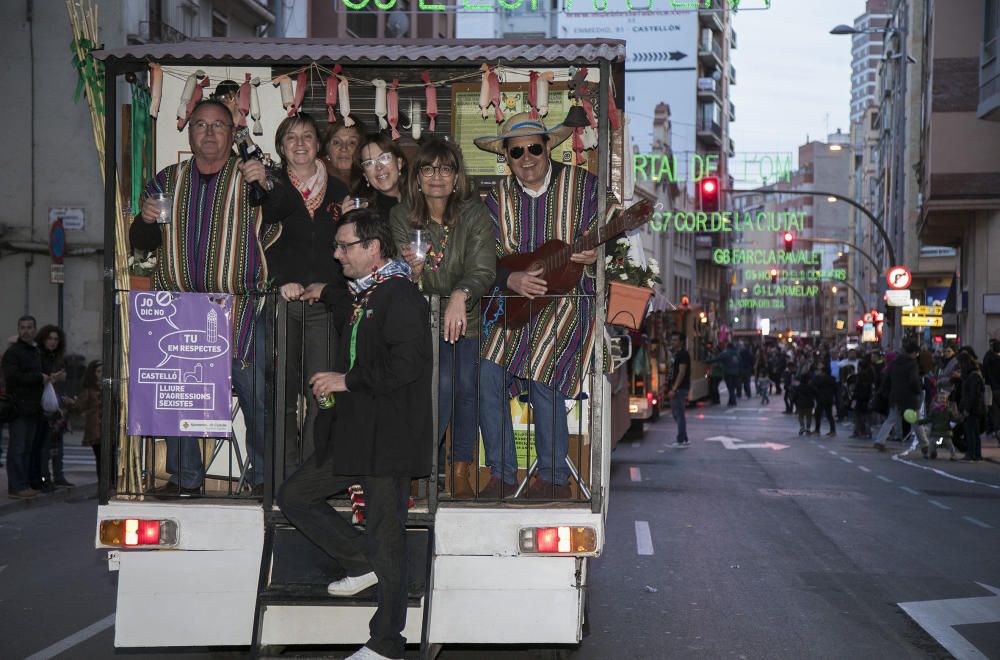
[49,219,65,265]
[886,265,912,289]
[885,289,912,307]
[903,305,943,316]
[50,264,64,284]
[901,315,944,327]
[862,323,877,342]
[48,207,85,231]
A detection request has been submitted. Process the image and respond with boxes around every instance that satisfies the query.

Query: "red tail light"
[100,519,177,547]
[519,526,597,555]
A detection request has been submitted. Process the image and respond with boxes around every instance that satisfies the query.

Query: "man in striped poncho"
[473,113,601,500]
[131,99,279,497]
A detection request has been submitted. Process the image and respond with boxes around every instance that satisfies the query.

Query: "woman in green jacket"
[390,138,496,498]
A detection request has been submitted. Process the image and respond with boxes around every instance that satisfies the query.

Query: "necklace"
[425,225,450,273]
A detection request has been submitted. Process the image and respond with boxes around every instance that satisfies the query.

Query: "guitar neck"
[540,200,652,273]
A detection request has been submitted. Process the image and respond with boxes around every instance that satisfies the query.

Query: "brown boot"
[451,461,474,499]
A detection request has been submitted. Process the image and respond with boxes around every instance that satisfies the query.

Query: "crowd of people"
[701,337,1000,461]
[1,317,104,500]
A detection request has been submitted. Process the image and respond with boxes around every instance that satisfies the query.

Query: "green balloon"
[903,409,918,424]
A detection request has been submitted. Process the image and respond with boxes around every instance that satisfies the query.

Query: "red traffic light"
[856,319,865,329]
[680,295,690,308]
[782,231,794,253]
[698,177,720,212]
[769,267,778,283]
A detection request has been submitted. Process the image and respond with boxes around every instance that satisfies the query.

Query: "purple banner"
[127,291,233,437]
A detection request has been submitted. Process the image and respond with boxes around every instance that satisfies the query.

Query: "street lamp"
[831,286,838,294]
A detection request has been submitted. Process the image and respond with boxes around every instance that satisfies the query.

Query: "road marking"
[963,516,993,529]
[828,450,839,456]
[899,486,920,496]
[858,465,872,473]
[877,475,893,483]
[635,521,654,556]
[899,582,1000,660]
[630,467,642,482]
[892,456,1000,490]
[705,436,789,451]
[839,456,854,464]
[631,440,641,448]
[817,444,826,449]
[928,500,951,510]
[25,613,115,660]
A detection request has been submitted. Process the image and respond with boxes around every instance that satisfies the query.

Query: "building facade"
[850,0,890,127]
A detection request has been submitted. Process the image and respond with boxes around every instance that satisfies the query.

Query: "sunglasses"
[508,143,545,160]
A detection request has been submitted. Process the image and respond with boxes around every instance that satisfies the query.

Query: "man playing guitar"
[473,112,604,499]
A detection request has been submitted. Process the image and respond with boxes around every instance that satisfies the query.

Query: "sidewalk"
[0,429,99,515]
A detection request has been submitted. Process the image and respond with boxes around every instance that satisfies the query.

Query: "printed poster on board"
[127,291,233,436]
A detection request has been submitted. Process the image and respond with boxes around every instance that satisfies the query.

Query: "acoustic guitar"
[484,198,654,330]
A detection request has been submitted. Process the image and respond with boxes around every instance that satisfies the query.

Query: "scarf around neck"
[287,159,328,218]
[349,259,412,296]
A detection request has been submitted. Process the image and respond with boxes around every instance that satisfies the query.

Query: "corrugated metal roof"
[93,38,626,66]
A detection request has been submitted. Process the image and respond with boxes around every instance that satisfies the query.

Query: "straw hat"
[473,112,574,155]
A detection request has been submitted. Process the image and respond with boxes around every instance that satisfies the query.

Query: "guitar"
[484,198,654,330]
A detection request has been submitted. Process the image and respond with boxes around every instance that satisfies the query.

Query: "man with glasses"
[473,112,601,499]
[130,99,281,497]
[278,208,431,660]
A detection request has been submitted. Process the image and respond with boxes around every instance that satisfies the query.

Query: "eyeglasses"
[508,143,545,160]
[361,153,395,170]
[419,164,456,178]
[190,120,234,133]
[333,239,365,252]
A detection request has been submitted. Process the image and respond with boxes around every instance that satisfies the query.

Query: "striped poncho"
[482,162,602,398]
[144,156,280,361]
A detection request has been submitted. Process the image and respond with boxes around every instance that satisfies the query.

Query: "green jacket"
[390,197,497,336]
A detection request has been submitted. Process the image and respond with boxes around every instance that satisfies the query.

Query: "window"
[211,11,228,38]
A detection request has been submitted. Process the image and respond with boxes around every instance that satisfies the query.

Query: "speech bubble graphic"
[133,292,180,330]
[156,329,230,368]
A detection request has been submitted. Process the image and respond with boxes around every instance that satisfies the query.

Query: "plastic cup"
[150,192,173,224]
[409,229,431,262]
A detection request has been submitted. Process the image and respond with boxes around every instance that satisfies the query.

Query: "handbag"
[41,382,60,414]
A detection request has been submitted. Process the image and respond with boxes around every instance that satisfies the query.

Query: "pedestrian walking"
[873,342,922,452]
[708,342,740,407]
[982,339,1000,443]
[796,372,817,435]
[666,331,690,446]
[812,365,837,436]
[852,356,876,438]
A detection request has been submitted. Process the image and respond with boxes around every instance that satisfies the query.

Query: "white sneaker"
[346,645,396,659]
[326,571,378,597]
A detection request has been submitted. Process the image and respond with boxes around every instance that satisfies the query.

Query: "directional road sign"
[903,305,943,316]
[706,436,789,451]
[901,315,944,327]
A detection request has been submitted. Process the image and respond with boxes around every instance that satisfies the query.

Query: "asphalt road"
[3,401,1000,659]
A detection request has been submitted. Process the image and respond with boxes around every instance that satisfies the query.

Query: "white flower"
[649,262,660,276]
[605,255,614,266]
[617,237,630,247]
[619,273,628,280]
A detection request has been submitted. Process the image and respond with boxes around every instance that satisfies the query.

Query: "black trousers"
[723,374,739,406]
[814,402,836,433]
[277,455,411,659]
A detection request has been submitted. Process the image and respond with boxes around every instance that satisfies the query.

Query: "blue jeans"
[671,389,688,443]
[874,405,902,447]
[6,416,37,492]
[479,360,569,486]
[439,336,481,463]
[166,314,266,488]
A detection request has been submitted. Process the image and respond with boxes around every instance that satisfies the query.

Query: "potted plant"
[128,250,157,291]
[604,238,660,330]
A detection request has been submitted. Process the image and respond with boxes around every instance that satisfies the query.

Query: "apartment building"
[850,0,890,127]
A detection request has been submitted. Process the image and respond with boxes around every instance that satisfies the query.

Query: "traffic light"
[769,267,778,283]
[698,177,719,212]
[680,295,690,309]
[856,319,865,330]
[782,231,794,253]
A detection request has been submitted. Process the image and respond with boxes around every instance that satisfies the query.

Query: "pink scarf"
[288,159,328,218]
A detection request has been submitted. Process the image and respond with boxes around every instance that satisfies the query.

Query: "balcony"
[696,77,720,103]
[131,20,188,44]
[698,7,724,33]
[696,117,722,147]
[980,36,1000,120]
[698,34,723,70]
[727,138,735,158]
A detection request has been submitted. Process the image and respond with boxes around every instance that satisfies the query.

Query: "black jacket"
[316,277,433,477]
[1,339,44,417]
[812,372,837,405]
[960,367,985,416]
[887,353,921,411]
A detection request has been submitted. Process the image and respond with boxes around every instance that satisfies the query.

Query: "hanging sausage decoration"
[536,71,553,118]
[177,70,209,131]
[274,75,294,116]
[290,70,307,117]
[420,70,437,132]
[237,73,251,128]
[478,63,491,119]
[325,64,342,124]
[373,78,388,131]
[608,86,621,131]
[387,79,400,140]
[479,64,502,122]
[410,99,423,140]
[528,71,539,119]
[249,77,263,136]
[149,63,163,118]
[338,75,354,126]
